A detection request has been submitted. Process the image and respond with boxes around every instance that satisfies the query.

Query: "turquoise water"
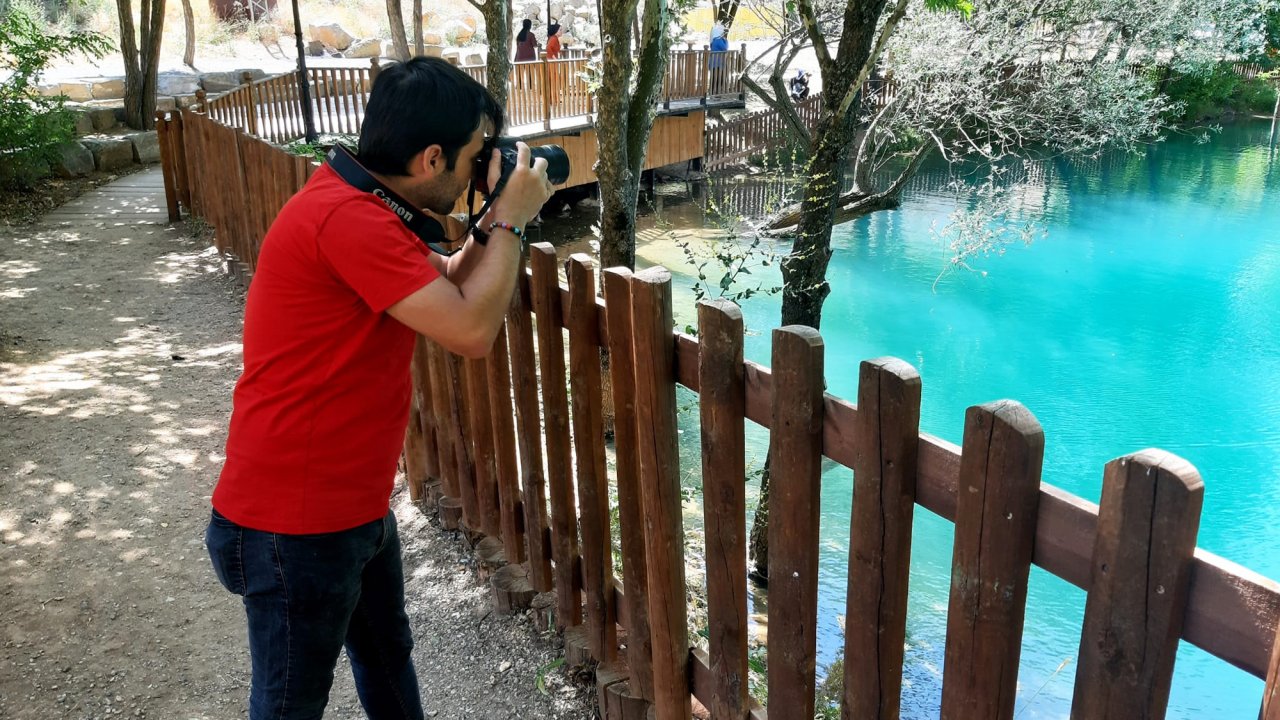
[549,121,1280,717]
[702,121,1279,718]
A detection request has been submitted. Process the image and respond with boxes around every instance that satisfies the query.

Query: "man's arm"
[389,144,551,358]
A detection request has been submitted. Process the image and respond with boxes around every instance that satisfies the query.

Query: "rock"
[155,96,177,112]
[306,39,324,56]
[37,83,62,98]
[127,131,161,164]
[81,136,134,172]
[199,71,241,93]
[54,142,95,178]
[156,71,200,96]
[463,51,484,66]
[441,47,463,64]
[72,112,95,135]
[307,22,355,51]
[59,82,93,102]
[343,38,382,59]
[462,15,477,30]
[423,31,443,46]
[444,18,475,44]
[237,68,267,82]
[423,44,445,58]
[175,94,199,110]
[90,78,126,100]
[89,108,118,132]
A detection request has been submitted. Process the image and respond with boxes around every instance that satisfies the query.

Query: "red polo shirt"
[212,164,440,534]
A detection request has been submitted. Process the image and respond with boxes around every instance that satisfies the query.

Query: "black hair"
[357,56,503,176]
[517,18,532,42]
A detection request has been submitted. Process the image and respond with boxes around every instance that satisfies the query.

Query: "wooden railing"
[204,49,745,144]
[705,94,823,171]
[156,103,1280,720]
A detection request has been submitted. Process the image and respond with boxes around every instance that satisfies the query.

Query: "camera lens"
[473,137,571,198]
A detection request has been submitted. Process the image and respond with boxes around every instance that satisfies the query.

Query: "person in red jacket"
[204,57,553,720]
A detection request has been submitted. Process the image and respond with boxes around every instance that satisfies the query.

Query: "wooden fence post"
[566,254,617,663]
[1264,621,1280,719]
[1071,450,1204,719]
[630,267,690,720]
[241,72,258,136]
[446,354,480,531]
[507,259,553,591]
[465,354,502,538]
[766,325,825,720]
[428,342,464,529]
[843,357,921,720]
[529,243,583,630]
[697,299,748,720]
[541,56,552,131]
[154,112,181,222]
[486,324,526,564]
[940,400,1044,720]
[602,267,654,706]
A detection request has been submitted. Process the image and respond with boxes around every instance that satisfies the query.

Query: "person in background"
[545,21,563,103]
[546,21,562,60]
[514,18,539,62]
[709,22,729,93]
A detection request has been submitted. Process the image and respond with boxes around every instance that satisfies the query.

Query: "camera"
[473,138,570,198]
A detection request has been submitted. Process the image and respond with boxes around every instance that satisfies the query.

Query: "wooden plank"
[427,341,460,499]
[446,353,480,529]
[843,357,921,720]
[630,267,690,720]
[940,401,1044,720]
[412,336,440,493]
[566,254,617,663]
[486,324,526,563]
[765,325,824,720]
[529,243,582,629]
[696,299,748,720]
[465,354,502,537]
[603,267,653,700]
[1071,450,1204,719]
[508,262,553,590]
[154,113,180,221]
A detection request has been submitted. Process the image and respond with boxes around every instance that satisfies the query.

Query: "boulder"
[306,39,324,56]
[463,51,484,66]
[307,22,355,51]
[128,131,161,164]
[175,94,199,110]
[54,142,95,178]
[199,71,241,93]
[89,108,118,132]
[462,15,477,30]
[423,44,445,58]
[59,82,93,102]
[37,83,62,98]
[81,136,134,172]
[441,47,463,64]
[90,77,126,100]
[237,68,267,82]
[343,38,382,59]
[423,31,443,45]
[157,71,201,96]
[155,96,177,112]
[444,18,475,44]
[72,111,95,135]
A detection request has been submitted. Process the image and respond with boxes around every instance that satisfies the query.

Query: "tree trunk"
[748,453,770,582]
[715,0,740,28]
[479,0,512,107]
[181,0,195,68]
[413,0,424,56]
[386,0,411,61]
[117,0,166,130]
[290,0,317,142]
[595,0,670,270]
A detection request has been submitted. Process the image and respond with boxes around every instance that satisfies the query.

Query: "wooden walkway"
[43,169,169,229]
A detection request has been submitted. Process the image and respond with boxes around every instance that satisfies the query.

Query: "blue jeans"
[205,509,425,720]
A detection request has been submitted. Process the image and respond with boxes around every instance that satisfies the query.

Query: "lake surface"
[545,120,1280,718]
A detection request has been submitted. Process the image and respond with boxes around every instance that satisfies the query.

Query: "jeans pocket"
[205,510,246,596]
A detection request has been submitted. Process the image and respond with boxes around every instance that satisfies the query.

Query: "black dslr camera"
[473,138,571,199]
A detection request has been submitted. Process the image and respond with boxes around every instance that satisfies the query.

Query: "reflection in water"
[539,121,1280,719]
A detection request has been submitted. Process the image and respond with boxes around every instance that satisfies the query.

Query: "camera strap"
[326,145,493,257]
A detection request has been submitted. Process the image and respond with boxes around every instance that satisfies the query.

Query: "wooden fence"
[156,101,1280,720]
[705,94,823,171]
[205,48,745,143]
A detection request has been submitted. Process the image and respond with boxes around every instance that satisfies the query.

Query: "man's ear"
[412,144,446,179]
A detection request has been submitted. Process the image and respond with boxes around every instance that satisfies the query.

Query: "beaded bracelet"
[487,220,523,239]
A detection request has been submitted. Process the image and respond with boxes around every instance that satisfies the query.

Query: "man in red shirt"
[204,57,552,720]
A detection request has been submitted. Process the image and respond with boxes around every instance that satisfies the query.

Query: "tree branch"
[794,0,832,76]
[835,0,909,118]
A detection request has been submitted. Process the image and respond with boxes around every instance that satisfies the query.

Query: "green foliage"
[281,134,358,160]
[0,8,111,188]
[1163,63,1278,123]
[925,0,974,15]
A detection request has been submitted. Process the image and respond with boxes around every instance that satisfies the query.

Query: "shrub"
[0,9,111,188]
[1163,63,1278,124]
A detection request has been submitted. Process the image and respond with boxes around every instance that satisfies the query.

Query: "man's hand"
[485,142,554,231]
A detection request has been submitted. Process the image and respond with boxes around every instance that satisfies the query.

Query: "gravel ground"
[0,169,597,719]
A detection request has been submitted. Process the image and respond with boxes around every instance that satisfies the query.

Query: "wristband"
[487,220,523,239]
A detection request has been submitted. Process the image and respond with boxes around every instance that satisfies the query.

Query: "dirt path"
[0,169,595,719]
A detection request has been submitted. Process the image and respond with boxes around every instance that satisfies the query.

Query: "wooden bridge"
[155,93,1280,719]
[200,48,748,190]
